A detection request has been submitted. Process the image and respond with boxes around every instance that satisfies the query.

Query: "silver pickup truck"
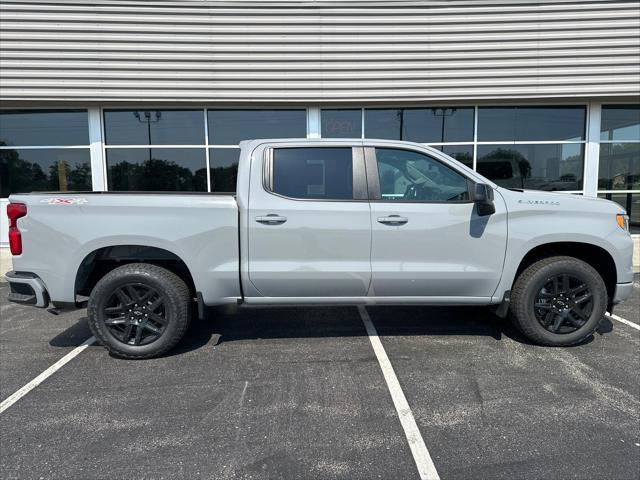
[6,139,634,358]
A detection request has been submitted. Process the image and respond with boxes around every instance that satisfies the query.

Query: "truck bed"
[8,192,241,306]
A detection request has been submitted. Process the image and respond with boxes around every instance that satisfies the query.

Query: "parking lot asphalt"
[1,280,639,480]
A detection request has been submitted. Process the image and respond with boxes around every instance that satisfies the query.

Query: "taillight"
[7,203,27,255]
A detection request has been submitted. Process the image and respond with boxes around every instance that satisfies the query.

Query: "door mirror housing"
[473,183,495,216]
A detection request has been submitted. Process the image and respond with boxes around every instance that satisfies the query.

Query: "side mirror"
[473,183,495,216]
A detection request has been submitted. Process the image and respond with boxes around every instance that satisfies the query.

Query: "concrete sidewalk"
[1,248,11,281]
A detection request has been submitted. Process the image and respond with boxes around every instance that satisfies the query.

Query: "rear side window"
[271,147,353,200]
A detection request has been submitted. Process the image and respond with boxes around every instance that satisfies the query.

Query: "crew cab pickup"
[6,139,634,358]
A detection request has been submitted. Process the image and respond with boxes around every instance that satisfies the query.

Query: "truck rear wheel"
[509,256,607,346]
[87,263,191,359]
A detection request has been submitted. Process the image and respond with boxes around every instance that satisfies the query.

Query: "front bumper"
[5,271,50,308]
[612,282,633,305]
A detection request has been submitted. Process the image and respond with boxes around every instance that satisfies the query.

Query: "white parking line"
[606,312,640,331]
[358,306,440,480]
[0,336,95,414]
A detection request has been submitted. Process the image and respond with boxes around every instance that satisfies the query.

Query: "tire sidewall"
[88,269,186,358]
[519,260,606,345]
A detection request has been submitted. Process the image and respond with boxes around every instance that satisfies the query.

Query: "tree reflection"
[210,165,238,192]
[478,146,583,191]
[478,148,531,189]
[0,146,91,196]
[108,157,207,192]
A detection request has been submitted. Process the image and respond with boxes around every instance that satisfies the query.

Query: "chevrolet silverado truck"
[5,139,634,359]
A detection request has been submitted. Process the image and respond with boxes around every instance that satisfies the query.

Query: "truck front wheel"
[509,256,607,346]
[87,263,191,359]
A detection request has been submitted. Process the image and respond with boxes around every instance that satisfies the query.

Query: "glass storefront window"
[0,110,89,147]
[106,148,207,191]
[104,110,205,145]
[208,110,306,145]
[321,109,362,138]
[0,148,91,197]
[364,107,474,143]
[600,105,640,141]
[209,148,240,193]
[477,106,586,141]
[477,144,584,191]
[598,143,640,190]
[598,193,640,234]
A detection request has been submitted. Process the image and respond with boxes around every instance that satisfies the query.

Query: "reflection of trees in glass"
[210,165,238,192]
[479,148,531,188]
[598,143,640,190]
[0,146,91,197]
[108,158,206,191]
[452,152,472,164]
[447,151,473,167]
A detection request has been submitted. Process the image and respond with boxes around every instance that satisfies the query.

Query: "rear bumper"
[612,282,633,305]
[5,271,50,308]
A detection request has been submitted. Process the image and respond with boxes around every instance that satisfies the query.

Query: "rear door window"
[271,147,354,200]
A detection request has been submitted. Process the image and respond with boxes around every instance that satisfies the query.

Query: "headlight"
[616,214,629,232]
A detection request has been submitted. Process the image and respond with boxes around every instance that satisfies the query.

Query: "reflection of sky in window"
[208,110,306,145]
[104,110,204,145]
[601,124,640,142]
[478,107,586,142]
[364,108,474,143]
[209,148,240,168]
[600,107,640,142]
[0,110,89,146]
[561,143,582,159]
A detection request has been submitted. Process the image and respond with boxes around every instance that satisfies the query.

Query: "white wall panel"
[0,0,639,103]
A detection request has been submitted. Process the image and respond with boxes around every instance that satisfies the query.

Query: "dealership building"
[0,0,639,262]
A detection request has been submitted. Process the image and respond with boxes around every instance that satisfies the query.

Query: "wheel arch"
[75,245,197,299]
[512,241,617,302]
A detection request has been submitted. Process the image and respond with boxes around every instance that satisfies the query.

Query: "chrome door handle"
[255,214,287,225]
[377,215,408,226]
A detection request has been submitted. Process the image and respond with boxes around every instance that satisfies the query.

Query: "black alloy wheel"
[103,283,168,346]
[88,263,191,359]
[533,274,594,334]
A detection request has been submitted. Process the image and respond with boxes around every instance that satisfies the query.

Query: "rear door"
[366,145,507,299]
[247,144,371,298]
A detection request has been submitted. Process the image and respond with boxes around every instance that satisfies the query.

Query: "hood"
[496,188,626,215]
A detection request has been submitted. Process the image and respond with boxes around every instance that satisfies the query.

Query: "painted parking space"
[0,284,93,401]
[611,277,640,326]
[367,297,640,479]
[0,304,419,480]
[1,281,638,479]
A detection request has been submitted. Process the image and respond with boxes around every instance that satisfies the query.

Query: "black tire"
[509,256,607,346]
[87,263,191,359]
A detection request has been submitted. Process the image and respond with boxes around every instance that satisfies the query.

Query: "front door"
[247,145,371,298]
[367,146,507,299]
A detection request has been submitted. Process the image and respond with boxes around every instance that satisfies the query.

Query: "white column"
[307,107,321,138]
[584,103,602,198]
[88,107,106,191]
[204,109,212,192]
[472,106,479,170]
